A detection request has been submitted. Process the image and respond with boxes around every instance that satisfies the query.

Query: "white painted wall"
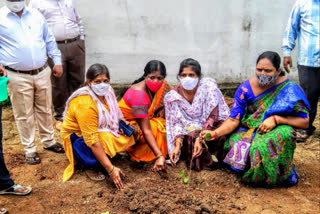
[2,0,299,84]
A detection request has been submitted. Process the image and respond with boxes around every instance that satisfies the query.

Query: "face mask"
[90,82,110,96]
[179,77,199,90]
[255,73,277,87]
[146,80,162,93]
[6,0,25,13]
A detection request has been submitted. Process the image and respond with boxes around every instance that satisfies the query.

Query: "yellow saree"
[118,80,171,162]
[61,95,135,182]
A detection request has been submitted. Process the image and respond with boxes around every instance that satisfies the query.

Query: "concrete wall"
[2,0,299,84]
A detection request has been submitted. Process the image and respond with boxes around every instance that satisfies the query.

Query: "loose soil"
[1,103,319,214]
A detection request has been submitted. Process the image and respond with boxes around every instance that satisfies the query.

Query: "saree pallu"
[118,81,170,162]
[224,80,310,185]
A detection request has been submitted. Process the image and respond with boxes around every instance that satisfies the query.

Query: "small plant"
[179,170,185,177]
[202,133,218,163]
[179,127,219,184]
[179,157,193,184]
[179,170,190,183]
[183,177,189,183]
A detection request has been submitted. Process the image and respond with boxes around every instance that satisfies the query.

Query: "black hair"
[177,58,202,79]
[86,63,110,84]
[256,51,285,76]
[132,60,167,84]
[119,60,166,98]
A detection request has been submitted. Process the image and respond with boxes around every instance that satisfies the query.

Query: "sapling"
[204,133,218,163]
[179,127,219,184]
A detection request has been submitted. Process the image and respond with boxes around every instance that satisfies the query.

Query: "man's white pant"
[7,67,56,154]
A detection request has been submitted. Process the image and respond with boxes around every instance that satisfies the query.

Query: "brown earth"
[1,104,319,214]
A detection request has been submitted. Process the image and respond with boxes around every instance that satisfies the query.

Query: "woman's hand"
[0,66,7,77]
[257,116,277,134]
[120,119,130,125]
[109,167,125,190]
[152,155,167,175]
[169,145,181,167]
[200,130,217,142]
[118,119,130,136]
[118,129,125,136]
[192,138,203,158]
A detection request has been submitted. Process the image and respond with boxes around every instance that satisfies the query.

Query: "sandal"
[25,152,41,165]
[84,169,105,181]
[44,143,65,153]
[296,129,309,142]
[0,184,32,196]
[0,208,7,214]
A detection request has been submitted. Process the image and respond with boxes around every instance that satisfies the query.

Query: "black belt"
[4,63,48,75]
[57,35,80,44]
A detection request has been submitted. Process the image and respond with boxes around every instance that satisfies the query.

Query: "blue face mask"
[90,82,110,96]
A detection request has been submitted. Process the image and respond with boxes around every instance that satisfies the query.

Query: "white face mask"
[179,77,199,90]
[90,82,110,96]
[6,0,25,13]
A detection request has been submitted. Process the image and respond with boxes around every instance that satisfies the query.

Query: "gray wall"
[3,0,299,84]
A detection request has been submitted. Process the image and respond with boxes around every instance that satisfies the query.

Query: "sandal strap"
[13,184,23,191]
[25,152,38,158]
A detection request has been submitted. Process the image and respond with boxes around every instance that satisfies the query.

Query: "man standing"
[0,68,32,214]
[0,0,64,165]
[30,0,86,130]
[282,0,320,141]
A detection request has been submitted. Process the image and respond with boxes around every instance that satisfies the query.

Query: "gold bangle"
[156,153,163,159]
[175,140,183,147]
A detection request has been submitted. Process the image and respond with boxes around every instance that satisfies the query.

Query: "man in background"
[30,0,86,131]
[0,0,64,165]
[282,0,320,141]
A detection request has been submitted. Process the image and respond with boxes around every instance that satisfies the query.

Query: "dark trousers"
[49,38,86,121]
[0,105,14,191]
[298,65,320,135]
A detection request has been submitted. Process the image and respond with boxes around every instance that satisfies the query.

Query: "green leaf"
[179,170,184,177]
[183,177,189,183]
[211,154,218,162]
[205,133,212,141]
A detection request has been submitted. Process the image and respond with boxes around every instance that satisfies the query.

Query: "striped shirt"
[282,0,320,67]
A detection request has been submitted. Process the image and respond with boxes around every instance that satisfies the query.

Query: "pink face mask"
[146,80,162,93]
